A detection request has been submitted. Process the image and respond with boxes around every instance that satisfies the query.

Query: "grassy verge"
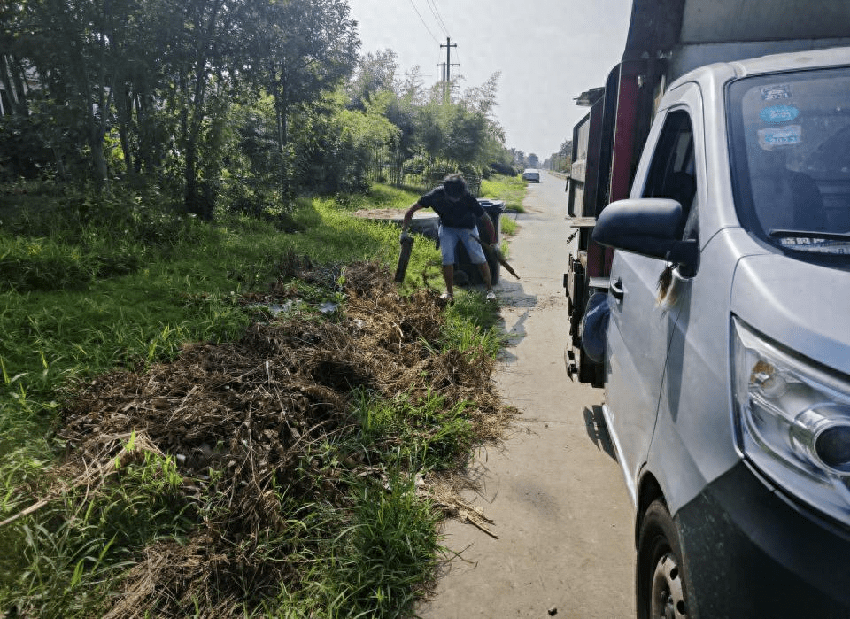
[0,186,510,618]
[480,175,526,214]
[480,174,524,238]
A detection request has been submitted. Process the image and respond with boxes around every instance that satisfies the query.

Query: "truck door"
[606,100,699,491]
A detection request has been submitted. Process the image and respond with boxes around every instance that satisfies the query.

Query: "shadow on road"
[494,279,537,364]
[583,405,618,462]
[494,279,536,308]
[497,310,530,363]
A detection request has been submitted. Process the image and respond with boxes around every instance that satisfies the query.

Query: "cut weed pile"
[25,256,514,617]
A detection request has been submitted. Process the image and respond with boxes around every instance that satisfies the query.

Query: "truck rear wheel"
[576,349,603,386]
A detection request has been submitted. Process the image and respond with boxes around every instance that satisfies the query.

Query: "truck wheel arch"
[635,472,664,546]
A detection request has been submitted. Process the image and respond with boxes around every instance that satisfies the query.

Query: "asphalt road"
[416,171,636,618]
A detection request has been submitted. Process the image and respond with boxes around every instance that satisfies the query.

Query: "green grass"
[325,183,420,212]
[4,442,190,618]
[500,216,518,236]
[0,184,506,618]
[480,175,526,213]
[268,388,476,616]
[274,475,441,618]
[0,196,441,401]
[322,477,441,617]
[442,291,505,358]
[356,389,475,472]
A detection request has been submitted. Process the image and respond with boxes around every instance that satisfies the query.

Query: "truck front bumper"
[676,461,850,618]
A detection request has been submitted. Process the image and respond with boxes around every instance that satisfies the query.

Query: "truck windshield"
[728,67,850,257]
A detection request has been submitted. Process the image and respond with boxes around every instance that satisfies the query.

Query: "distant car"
[522,168,540,182]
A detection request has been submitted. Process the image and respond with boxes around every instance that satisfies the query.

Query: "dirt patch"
[53,256,514,616]
[352,208,406,220]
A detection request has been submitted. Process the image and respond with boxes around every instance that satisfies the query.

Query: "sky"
[345,0,633,160]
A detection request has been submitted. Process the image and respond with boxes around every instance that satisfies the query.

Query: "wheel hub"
[650,553,688,619]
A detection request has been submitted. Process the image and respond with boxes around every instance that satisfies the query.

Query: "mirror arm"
[665,239,699,276]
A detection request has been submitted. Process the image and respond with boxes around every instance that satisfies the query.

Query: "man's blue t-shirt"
[419,186,484,229]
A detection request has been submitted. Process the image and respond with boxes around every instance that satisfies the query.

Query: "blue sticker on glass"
[760,105,800,124]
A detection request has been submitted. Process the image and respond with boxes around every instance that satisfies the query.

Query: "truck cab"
[594,47,850,618]
[564,0,850,387]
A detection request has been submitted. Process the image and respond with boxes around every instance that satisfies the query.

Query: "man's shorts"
[438,225,487,266]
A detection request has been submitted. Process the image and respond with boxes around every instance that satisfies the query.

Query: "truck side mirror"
[592,198,698,273]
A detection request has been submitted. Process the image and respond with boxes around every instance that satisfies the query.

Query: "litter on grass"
[47,255,515,617]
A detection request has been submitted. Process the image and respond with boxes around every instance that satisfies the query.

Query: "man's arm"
[402,202,424,234]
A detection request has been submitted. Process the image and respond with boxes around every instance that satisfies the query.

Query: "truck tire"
[637,500,691,619]
[577,293,607,387]
[576,349,603,386]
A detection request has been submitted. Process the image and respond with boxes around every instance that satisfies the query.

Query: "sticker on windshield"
[777,237,850,254]
[761,84,792,101]
[760,105,800,124]
[758,125,802,150]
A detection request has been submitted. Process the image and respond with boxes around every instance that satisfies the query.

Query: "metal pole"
[440,37,457,82]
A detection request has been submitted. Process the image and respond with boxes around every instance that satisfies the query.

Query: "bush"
[489,161,516,176]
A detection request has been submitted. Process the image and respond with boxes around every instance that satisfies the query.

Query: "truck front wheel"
[637,500,690,619]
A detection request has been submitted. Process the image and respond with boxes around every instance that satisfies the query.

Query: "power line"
[407,0,439,44]
[425,0,449,36]
[431,0,449,34]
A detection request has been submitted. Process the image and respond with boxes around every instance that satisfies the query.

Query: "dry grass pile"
[51,257,513,616]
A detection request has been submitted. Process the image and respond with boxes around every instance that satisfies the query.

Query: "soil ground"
[416,172,636,618]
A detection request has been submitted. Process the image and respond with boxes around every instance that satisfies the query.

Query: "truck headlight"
[732,317,850,522]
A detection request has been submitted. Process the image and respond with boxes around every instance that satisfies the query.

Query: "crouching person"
[401,173,497,301]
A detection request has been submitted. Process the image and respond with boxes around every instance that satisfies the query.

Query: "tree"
[2,0,518,211]
[242,0,358,194]
[382,68,422,184]
[12,0,124,187]
[549,139,572,173]
[401,72,512,187]
[0,3,29,118]
[348,49,397,111]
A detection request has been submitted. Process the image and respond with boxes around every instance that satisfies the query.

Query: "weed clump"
[11,258,514,617]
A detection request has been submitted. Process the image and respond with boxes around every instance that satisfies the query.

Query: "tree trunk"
[133,93,148,174]
[52,146,67,182]
[116,90,134,181]
[0,55,29,116]
[90,131,109,184]
[0,56,17,115]
[91,3,115,191]
[183,0,223,220]
[272,62,291,195]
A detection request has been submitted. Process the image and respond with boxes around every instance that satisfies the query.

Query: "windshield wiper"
[769,229,850,242]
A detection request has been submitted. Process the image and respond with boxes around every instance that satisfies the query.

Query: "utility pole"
[440,37,457,82]
[440,37,459,103]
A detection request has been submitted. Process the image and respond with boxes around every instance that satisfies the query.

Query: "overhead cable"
[426,0,449,36]
[407,0,439,43]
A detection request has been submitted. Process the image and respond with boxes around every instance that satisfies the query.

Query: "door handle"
[610,278,624,300]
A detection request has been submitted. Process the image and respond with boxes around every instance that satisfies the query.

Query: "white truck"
[565,1,850,616]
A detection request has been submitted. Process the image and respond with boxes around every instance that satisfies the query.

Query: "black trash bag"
[581,292,611,364]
